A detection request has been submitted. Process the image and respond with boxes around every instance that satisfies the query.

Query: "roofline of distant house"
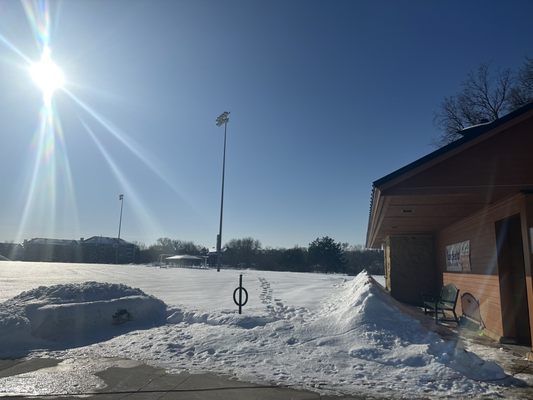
[373,102,533,188]
[24,235,133,245]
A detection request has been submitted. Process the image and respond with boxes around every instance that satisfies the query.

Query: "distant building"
[165,254,207,268]
[23,238,81,262]
[20,236,139,264]
[207,247,220,267]
[0,242,23,260]
[81,236,138,264]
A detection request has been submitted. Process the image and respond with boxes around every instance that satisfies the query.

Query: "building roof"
[165,255,204,261]
[0,242,23,248]
[366,102,533,248]
[373,102,533,188]
[26,238,78,246]
[82,236,132,246]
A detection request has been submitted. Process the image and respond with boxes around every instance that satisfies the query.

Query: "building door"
[495,215,531,345]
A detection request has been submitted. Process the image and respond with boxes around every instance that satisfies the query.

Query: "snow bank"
[301,272,506,382]
[0,282,166,355]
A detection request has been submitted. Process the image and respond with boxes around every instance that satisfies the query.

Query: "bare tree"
[434,64,513,146]
[510,57,533,108]
[151,237,203,255]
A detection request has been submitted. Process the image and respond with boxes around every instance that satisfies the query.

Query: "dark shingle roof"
[83,236,131,245]
[373,102,533,188]
[366,101,533,248]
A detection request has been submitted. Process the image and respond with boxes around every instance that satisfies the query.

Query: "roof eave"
[365,102,533,248]
[373,102,533,190]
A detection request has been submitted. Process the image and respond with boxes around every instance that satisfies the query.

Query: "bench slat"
[422,284,459,324]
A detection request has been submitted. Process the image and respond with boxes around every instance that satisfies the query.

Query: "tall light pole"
[215,111,230,272]
[116,193,124,264]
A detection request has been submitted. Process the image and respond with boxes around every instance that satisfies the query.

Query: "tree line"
[136,236,383,275]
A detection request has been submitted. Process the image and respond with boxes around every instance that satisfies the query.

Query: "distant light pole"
[215,111,230,272]
[116,193,124,264]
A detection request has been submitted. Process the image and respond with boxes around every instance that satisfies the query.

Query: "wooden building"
[366,102,533,348]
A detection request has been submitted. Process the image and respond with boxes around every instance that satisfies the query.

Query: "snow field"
[0,262,523,398]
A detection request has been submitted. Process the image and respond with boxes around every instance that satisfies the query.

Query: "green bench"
[422,284,459,324]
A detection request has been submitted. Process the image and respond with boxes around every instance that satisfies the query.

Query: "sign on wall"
[446,240,471,272]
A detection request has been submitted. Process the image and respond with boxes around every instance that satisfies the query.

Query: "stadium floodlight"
[116,194,124,264]
[215,112,230,272]
[216,111,230,127]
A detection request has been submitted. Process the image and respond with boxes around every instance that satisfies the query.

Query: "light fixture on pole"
[215,111,230,272]
[116,193,124,264]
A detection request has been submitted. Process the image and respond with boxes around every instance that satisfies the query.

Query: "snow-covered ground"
[0,261,530,398]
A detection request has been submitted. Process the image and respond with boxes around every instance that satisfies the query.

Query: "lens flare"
[80,119,163,239]
[2,0,200,244]
[29,46,64,103]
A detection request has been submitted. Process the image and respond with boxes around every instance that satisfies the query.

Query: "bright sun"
[29,47,65,101]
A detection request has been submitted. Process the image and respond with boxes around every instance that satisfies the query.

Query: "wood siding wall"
[443,273,502,338]
[526,276,533,349]
[522,195,533,346]
[436,195,524,338]
[390,117,533,192]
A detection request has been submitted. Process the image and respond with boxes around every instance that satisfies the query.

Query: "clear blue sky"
[0,0,532,249]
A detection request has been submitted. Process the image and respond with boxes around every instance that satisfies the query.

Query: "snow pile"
[301,273,506,382]
[0,282,166,354]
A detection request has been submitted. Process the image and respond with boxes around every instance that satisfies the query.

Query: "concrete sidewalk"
[0,358,372,399]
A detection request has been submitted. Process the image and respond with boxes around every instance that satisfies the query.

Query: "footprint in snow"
[286,337,298,345]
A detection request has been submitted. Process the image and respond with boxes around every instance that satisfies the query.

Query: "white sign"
[446,240,471,272]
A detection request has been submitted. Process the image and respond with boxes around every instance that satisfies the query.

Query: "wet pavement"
[0,358,376,399]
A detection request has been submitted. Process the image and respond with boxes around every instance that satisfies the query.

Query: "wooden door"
[496,215,531,345]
